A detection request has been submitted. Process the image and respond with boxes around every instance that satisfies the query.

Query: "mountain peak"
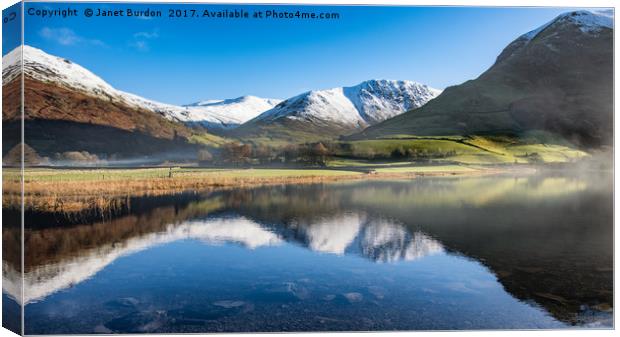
[185,99,224,107]
[522,10,613,41]
[181,95,283,128]
[359,79,414,86]
[242,79,441,138]
[4,45,114,92]
[185,95,280,108]
[3,45,281,130]
[355,79,442,97]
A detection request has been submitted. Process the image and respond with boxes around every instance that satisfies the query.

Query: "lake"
[2,171,613,333]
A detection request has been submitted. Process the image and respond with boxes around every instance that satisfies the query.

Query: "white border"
[0,1,617,337]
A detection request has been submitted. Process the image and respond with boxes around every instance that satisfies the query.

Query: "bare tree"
[222,142,253,166]
[197,149,213,164]
[253,144,273,165]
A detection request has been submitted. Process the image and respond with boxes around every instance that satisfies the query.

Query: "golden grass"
[3,166,505,214]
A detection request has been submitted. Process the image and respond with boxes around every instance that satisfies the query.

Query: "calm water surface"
[2,172,613,333]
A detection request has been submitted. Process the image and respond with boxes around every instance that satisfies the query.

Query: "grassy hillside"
[188,133,230,148]
[332,135,587,165]
[230,118,346,146]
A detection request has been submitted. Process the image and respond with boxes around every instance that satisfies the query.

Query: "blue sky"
[11,3,592,104]
[2,2,21,55]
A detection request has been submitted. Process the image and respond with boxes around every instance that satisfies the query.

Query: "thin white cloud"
[133,31,159,39]
[129,29,159,52]
[39,27,105,47]
[129,40,149,52]
[135,15,153,21]
[133,30,159,39]
[40,27,78,45]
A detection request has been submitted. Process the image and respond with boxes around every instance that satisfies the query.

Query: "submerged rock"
[323,294,336,301]
[212,300,246,309]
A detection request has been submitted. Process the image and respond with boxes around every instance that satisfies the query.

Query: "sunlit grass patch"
[505,144,588,163]
[337,135,587,165]
[327,158,414,167]
[373,165,480,174]
[188,133,229,147]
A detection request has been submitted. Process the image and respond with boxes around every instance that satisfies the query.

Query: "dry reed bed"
[3,168,504,213]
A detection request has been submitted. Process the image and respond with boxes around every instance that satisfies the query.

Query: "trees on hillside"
[221,142,253,166]
[2,143,49,166]
[253,144,274,164]
[305,142,329,166]
[197,149,213,164]
[216,141,332,166]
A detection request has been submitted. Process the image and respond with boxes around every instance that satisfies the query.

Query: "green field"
[373,165,482,174]
[188,133,229,148]
[335,135,587,165]
[4,167,364,183]
[3,134,589,187]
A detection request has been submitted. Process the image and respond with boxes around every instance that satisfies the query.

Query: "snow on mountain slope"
[259,87,363,126]
[252,79,441,129]
[182,96,282,129]
[3,46,435,132]
[346,79,442,124]
[521,10,613,41]
[3,45,186,121]
[2,46,278,129]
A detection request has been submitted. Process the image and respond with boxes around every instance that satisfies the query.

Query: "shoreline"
[4,165,531,214]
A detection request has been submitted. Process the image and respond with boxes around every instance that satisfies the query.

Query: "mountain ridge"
[2,45,280,130]
[181,95,282,129]
[233,79,441,141]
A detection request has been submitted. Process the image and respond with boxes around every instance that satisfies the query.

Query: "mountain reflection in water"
[2,172,613,332]
[5,214,443,305]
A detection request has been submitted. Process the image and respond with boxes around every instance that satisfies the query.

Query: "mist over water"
[3,171,613,333]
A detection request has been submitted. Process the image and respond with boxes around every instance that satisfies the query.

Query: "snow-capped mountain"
[3,46,436,136]
[3,45,185,120]
[2,45,278,129]
[251,79,441,129]
[521,9,613,41]
[182,96,282,129]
